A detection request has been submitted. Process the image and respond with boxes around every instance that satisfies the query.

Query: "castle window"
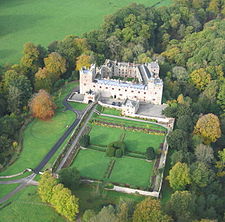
[131,90,134,93]
[106,87,108,89]
[144,92,146,94]
[125,89,127,92]
[112,88,114,90]
[119,94,122,96]
[155,92,157,94]
[138,91,140,93]
[119,89,121,91]
[84,83,86,86]
[93,85,95,87]
[100,86,102,88]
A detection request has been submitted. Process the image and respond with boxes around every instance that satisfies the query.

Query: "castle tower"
[79,65,95,94]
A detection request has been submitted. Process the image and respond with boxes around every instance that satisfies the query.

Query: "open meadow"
[0,0,171,65]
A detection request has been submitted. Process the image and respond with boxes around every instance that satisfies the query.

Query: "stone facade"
[80,60,163,104]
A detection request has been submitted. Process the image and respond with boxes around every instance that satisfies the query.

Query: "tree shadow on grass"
[0,14,49,37]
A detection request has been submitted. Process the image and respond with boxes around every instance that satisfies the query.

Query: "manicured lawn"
[109,157,153,187]
[125,131,165,153]
[102,107,121,116]
[0,0,171,65]
[0,186,66,222]
[0,110,76,176]
[89,124,165,153]
[70,149,111,180]
[0,184,19,199]
[89,125,123,146]
[54,81,78,108]
[69,102,88,111]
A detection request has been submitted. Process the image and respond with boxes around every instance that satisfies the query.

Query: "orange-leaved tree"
[29,89,56,120]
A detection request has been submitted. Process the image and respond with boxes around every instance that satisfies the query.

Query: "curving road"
[0,84,85,204]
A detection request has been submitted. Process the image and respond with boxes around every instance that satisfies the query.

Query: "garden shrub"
[106,146,115,157]
[80,134,90,147]
[115,149,122,157]
[146,147,156,160]
[106,141,126,157]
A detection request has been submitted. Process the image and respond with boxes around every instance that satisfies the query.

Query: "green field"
[0,186,65,222]
[69,102,88,111]
[0,82,77,176]
[71,149,111,180]
[0,0,171,65]
[109,157,153,187]
[89,125,165,153]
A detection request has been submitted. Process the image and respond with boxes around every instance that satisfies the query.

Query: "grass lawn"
[0,110,76,176]
[74,183,144,213]
[0,186,66,222]
[89,125,165,153]
[54,81,78,108]
[0,184,19,199]
[102,107,121,116]
[109,157,153,187]
[69,102,88,111]
[0,0,171,65]
[70,149,111,180]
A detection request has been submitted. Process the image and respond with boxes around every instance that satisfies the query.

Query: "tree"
[90,205,118,222]
[20,42,45,74]
[195,144,214,163]
[166,191,195,222]
[29,90,56,120]
[51,184,79,221]
[34,67,53,92]
[58,167,80,190]
[83,210,96,222]
[167,129,188,151]
[217,80,225,112]
[38,171,58,203]
[191,162,211,188]
[215,148,225,177]
[146,147,156,160]
[76,54,91,71]
[44,52,66,79]
[3,70,32,112]
[194,113,221,144]
[132,197,172,222]
[167,162,191,190]
[79,134,90,147]
[176,115,193,132]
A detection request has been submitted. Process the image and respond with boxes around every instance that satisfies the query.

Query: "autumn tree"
[44,52,66,79]
[132,198,172,222]
[38,171,58,203]
[29,89,56,120]
[76,54,91,71]
[168,162,191,190]
[34,67,52,92]
[190,68,211,91]
[194,113,221,144]
[51,184,79,221]
[20,42,46,74]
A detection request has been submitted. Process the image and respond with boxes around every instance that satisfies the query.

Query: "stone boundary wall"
[98,101,122,111]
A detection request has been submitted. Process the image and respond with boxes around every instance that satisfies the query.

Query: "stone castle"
[79,60,163,105]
